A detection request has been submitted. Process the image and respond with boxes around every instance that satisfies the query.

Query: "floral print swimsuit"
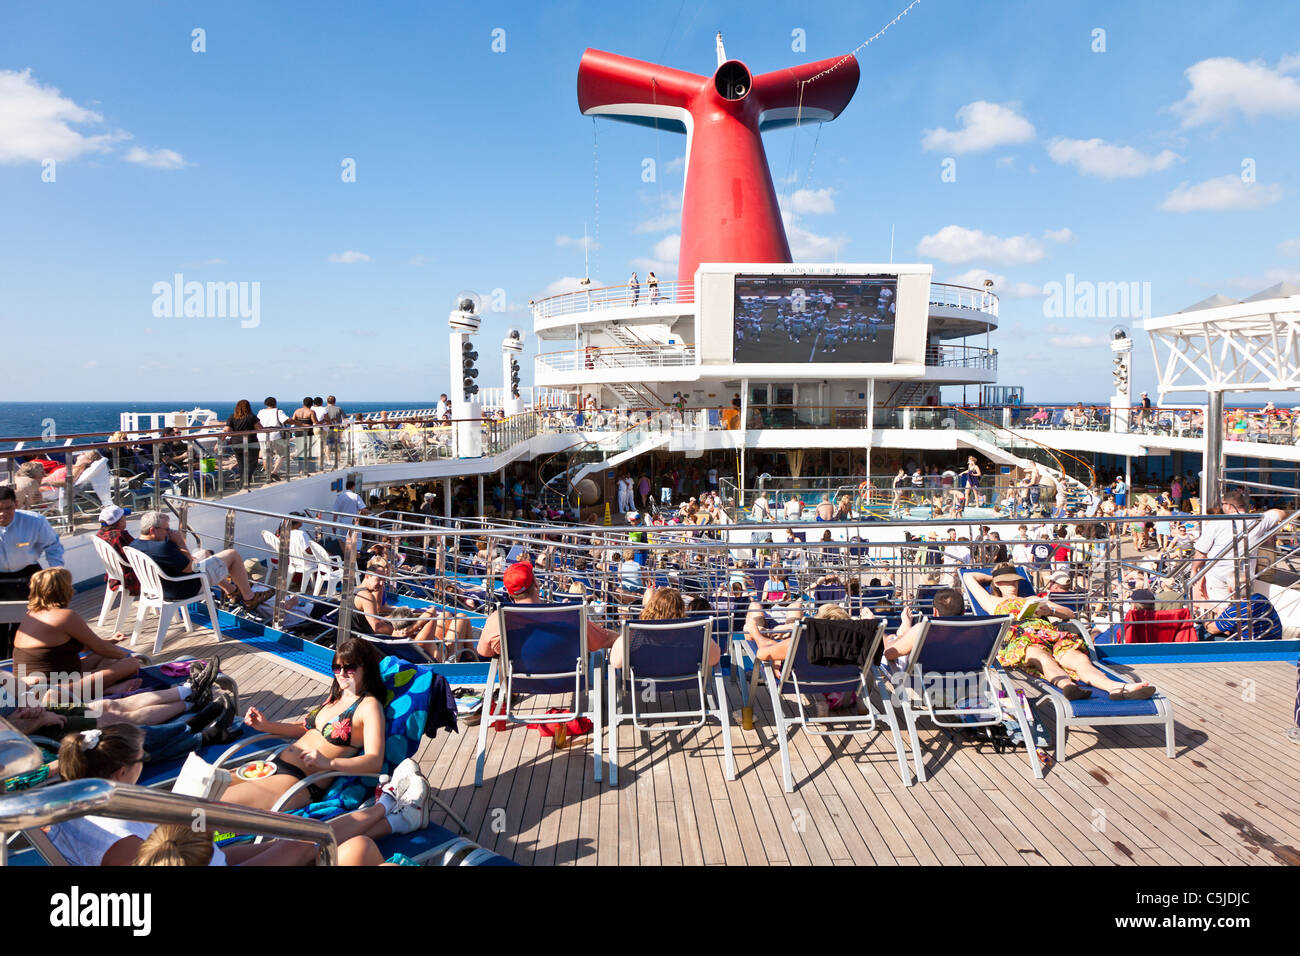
[993,596,1086,677]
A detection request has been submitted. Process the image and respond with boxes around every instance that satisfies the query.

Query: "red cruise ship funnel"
[577,47,860,287]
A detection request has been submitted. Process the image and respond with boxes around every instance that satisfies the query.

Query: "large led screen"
[733,274,897,364]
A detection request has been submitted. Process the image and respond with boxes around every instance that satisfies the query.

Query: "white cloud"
[789,187,835,215]
[404,254,431,266]
[1278,238,1300,256]
[1047,137,1179,179]
[555,234,599,250]
[921,101,1035,155]
[1048,334,1109,348]
[634,192,681,234]
[0,68,123,163]
[1171,54,1300,127]
[1160,174,1283,212]
[1225,267,1300,289]
[327,250,371,264]
[916,225,1045,265]
[995,156,1015,168]
[633,213,678,233]
[541,276,591,297]
[663,155,685,175]
[787,224,849,260]
[946,268,1043,298]
[630,234,680,273]
[124,146,187,169]
[1044,228,1075,244]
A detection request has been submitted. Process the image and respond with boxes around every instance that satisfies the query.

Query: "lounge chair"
[732,618,909,792]
[876,614,1042,782]
[473,603,602,786]
[957,568,1176,761]
[239,655,468,834]
[607,617,734,784]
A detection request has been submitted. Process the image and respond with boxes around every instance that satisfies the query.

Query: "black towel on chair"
[804,618,883,669]
[424,671,460,739]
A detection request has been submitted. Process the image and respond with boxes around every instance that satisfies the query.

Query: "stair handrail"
[950,406,1097,488]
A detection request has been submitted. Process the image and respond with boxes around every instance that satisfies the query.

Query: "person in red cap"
[475,562,615,658]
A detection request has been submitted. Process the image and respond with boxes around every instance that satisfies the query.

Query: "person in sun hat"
[474,562,615,659]
[966,563,1156,701]
[1043,569,1074,595]
[95,504,140,622]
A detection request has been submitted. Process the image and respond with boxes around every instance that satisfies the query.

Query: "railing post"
[151,441,162,512]
[216,438,225,499]
[337,535,357,642]
[62,454,74,528]
[111,445,123,509]
[189,443,201,501]
[223,510,236,552]
[272,521,291,630]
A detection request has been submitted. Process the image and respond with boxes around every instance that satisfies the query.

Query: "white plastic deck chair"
[305,539,345,595]
[876,614,1043,783]
[473,602,601,786]
[260,529,283,576]
[736,617,910,792]
[607,617,734,785]
[287,532,319,593]
[123,547,224,655]
[90,535,135,636]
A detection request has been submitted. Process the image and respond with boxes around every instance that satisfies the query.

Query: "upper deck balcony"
[531,278,999,340]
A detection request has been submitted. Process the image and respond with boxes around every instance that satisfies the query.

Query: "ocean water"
[0,401,436,450]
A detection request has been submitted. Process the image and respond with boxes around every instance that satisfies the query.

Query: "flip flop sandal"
[1051,676,1091,700]
[1111,684,1156,700]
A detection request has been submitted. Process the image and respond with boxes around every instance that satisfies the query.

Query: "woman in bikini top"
[223,637,387,812]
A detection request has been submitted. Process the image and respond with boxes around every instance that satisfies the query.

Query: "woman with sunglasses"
[47,723,434,866]
[224,637,387,811]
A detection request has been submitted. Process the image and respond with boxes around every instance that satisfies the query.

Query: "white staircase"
[892,381,929,407]
[608,381,661,409]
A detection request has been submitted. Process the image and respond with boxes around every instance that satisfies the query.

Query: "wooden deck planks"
[72,586,1300,866]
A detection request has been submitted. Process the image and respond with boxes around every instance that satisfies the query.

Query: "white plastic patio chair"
[123,547,224,655]
[90,535,135,636]
[305,539,345,595]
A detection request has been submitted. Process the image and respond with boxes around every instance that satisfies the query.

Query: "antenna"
[716,32,727,67]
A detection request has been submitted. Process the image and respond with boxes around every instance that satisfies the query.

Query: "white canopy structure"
[1141,283,1300,503]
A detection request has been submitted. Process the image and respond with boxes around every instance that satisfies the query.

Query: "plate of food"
[235,759,277,781]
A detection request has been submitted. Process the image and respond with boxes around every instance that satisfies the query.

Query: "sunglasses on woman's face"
[332,664,357,676]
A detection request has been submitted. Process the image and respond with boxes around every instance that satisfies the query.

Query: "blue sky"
[1,0,1298,402]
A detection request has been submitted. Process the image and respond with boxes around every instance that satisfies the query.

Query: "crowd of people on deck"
[3,412,1299,867]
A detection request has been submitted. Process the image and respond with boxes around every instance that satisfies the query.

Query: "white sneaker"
[379,758,424,805]
[385,791,427,834]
